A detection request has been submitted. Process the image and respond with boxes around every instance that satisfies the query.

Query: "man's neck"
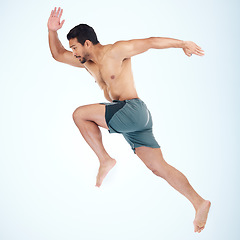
[89,43,108,64]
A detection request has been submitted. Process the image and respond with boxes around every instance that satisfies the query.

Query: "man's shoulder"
[107,40,131,60]
[111,40,130,49]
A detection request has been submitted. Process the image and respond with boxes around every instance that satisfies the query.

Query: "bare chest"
[84,59,126,89]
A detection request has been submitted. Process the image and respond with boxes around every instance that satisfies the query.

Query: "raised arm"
[111,37,205,59]
[47,7,84,68]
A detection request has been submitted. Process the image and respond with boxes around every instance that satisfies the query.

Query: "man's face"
[69,38,88,64]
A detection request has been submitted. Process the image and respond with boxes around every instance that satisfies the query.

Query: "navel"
[111,75,115,79]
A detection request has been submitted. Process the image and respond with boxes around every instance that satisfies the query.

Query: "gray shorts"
[100,98,160,154]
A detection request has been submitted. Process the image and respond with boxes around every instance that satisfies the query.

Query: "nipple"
[111,75,115,79]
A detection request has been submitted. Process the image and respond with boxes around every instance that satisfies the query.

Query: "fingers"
[195,44,205,55]
[186,50,192,57]
[53,7,57,16]
[195,48,205,56]
[59,8,63,19]
[56,7,61,17]
[51,7,63,18]
[189,46,204,57]
[60,19,65,28]
[185,41,205,57]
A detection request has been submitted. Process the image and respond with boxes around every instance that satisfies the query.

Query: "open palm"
[47,7,65,32]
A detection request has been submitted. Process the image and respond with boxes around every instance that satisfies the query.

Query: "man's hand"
[183,41,205,57]
[47,7,65,32]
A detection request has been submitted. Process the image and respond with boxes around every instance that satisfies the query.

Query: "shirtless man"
[47,7,211,233]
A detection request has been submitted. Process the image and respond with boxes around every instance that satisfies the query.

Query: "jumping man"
[47,7,211,233]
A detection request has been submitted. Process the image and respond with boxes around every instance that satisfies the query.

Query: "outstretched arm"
[151,37,205,57]
[111,37,205,59]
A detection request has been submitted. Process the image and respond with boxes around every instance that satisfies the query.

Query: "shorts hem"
[132,145,161,154]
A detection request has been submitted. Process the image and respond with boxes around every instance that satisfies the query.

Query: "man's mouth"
[76,56,82,62]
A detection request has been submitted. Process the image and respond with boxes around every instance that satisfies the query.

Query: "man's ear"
[84,40,92,47]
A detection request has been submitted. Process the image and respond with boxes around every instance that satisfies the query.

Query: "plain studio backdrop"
[0,0,239,239]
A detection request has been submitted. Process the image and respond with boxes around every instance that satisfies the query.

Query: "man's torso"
[83,44,139,102]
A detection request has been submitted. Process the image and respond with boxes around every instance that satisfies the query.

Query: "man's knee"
[72,106,85,121]
[143,161,162,177]
[151,168,163,178]
[150,164,169,179]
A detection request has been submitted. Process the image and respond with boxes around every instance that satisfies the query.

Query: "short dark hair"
[67,24,100,45]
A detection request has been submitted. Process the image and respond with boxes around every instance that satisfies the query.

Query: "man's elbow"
[50,52,61,62]
[146,37,158,49]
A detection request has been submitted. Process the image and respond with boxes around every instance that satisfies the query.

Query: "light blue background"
[0,0,239,239]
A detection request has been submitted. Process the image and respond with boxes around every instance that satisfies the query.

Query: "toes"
[95,179,101,187]
[194,222,205,233]
[200,226,205,231]
[193,221,198,232]
[195,225,205,233]
[194,224,198,232]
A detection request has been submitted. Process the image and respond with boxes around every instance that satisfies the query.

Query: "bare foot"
[95,158,116,187]
[193,200,211,233]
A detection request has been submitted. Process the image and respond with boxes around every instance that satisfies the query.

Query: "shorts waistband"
[112,98,141,103]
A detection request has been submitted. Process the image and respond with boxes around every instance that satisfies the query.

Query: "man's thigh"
[72,103,109,130]
[135,146,167,173]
